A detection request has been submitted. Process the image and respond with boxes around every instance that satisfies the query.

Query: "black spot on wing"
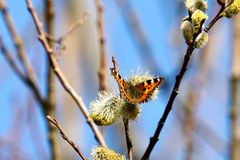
[146,79,152,85]
[154,78,159,83]
[118,74,122,79]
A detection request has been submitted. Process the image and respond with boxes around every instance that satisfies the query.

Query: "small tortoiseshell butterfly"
[110,68,164,104]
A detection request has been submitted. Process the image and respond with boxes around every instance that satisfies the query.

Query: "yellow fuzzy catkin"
[191,9,208,33]
[222,0,240,18]
[185,0,208,12]
[91,146,126,160]
[90,92,124,126]
[121,102,141,121]
[194,31,209,48]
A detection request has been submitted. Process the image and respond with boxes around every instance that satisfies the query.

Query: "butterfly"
[110,68,164,104]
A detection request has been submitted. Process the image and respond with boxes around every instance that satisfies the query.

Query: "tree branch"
[46,115,87,160]
[45,11,89,56]
[0,37,25,82]
[123,119,133,160]
[0,0,36,83]
[54,12,89,45]
[25,0,106,147]
[95,0,107,92]
[44,0,61,159]
[0,0,43,107]
[141,6,226,160]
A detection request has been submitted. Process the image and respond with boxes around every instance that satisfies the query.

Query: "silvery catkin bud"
[185,0,208,13]
[180,20,194,43]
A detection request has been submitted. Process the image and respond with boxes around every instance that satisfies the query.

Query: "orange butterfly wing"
[110,68,135,103]
[134,78,164,103]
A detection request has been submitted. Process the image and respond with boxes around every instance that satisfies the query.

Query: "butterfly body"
[111,68,164,104]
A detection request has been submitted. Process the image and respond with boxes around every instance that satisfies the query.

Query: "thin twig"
[25,0,106,147]
[0,0,44,107]
[141,6,226,160]
[45,12,89,50]
[95,0,107,92]
[0,0,36,81]
[230,14,240,160]
[123,119,133,160]
[59,11,89,44]
[0,37,44,106]
[46,11,89,57]
[95,0,108,136]
[44,0,60,160]
[0,37,25,81]
[204,5,225,33]
[46,115,87,160]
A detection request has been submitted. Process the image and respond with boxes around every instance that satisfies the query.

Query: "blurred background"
[0,0,239,160]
